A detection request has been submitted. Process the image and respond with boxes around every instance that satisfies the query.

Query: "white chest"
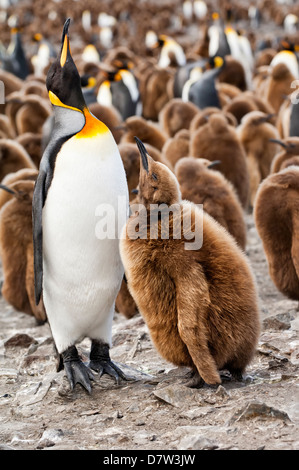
[42,132,128,283]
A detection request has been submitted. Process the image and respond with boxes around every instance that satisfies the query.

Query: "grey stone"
[178,434,218,450]
[153,384,197,407]
[4,333,37,349]
[228,401,291,425]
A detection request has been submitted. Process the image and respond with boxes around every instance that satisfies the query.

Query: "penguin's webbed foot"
[184,370,205,388]
[89,340,128,385]
[62,345,94,394]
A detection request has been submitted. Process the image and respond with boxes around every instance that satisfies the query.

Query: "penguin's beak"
[135,137,149,174]
[208,160,221,169]
[47,18,86,113]
[269,139,287,148]
[60,18,72,68]
[0,184,17,196]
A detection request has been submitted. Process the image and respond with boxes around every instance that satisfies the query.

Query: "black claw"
[89,340,128,384]
[62,345,94,393]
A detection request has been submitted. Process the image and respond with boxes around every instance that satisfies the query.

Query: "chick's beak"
[135,136,149,174]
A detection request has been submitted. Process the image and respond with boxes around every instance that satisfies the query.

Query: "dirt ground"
[0,213,298,451]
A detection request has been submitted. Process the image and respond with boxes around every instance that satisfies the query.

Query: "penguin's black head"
[46,18,86,113]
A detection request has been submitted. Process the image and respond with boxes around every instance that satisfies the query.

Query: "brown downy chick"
[175,157,247,250]
[0,168,38,210]
[190,108,237,132]
[120,116,168,151]
[161,129,190,168]
[0,139,36,181]
[254,167,299,300]
[120,138,260,388]
[119,142,171,201]
[238,111,280,207]
[159,98,199,137]
[0,181,46,323]
[16,133,42,168]
[270,138,299,173]
[190,113,250,209]
[279,156,299,170]
[265,63,295,114]
[223,94,259,125]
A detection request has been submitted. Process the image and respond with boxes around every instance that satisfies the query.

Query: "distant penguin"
[149,33,186,68]
[31,33,56,77]
[248,5,262,28]
[194,1,208,20]
[81,44,101,65]
[186,57,225,109]
[80,74,97,105]
[284,14,298,35]
[120,138,260,387]
[208,13,231,58]
[32,19,129,393]
[224,27,253,88]
[97,68,141,120]
[276,93,299,139]
[0,179,46,324]
[289,100,299,138]
[98,13,116,49]
[175,157,247,249]
[173,58,208,98]
[1,27,29,79]
[270,44,299,79]
[254,167,299,301]
[81,10,92,33]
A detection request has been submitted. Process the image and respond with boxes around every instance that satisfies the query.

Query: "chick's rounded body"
[120,201,260,384]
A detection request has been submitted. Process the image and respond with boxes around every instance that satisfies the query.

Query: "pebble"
[4,334,37,349]
[153,384,197,407]
[228,401,291,425]
[178,434,219,450]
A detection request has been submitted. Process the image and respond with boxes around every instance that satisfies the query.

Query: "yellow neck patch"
[49,91,108,137]
[49,90,80,112]
[76,108,109,138]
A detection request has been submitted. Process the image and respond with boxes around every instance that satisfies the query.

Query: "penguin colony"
[0,0,298,391]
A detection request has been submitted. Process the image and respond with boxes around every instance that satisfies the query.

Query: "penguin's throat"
[75,108,109,139]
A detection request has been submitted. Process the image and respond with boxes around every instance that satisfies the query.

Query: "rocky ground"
[0,213,298,451]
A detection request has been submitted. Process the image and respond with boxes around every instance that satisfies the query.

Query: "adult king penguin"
[32,19,129,393]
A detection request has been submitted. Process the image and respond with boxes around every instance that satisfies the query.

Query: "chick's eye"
[152,172,158,181]
[153,187,158,191]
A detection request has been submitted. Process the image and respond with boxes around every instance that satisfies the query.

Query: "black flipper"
[32,131,81,306]
[32,169,47,306]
